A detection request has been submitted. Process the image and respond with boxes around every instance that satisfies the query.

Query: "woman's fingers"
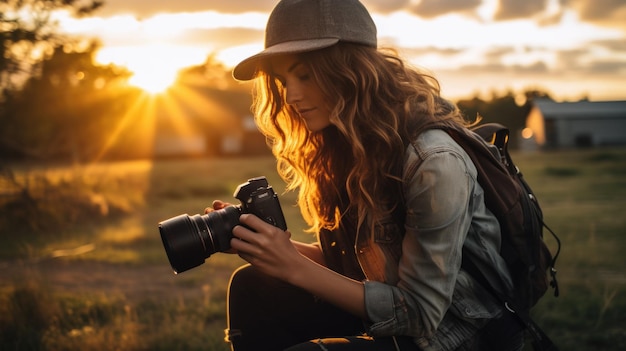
[230,214,295,274]
[204,200,232,214]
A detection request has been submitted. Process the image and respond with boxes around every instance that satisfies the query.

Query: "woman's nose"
[285,83,302,105]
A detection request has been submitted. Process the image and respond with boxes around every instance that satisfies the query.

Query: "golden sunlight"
[216,44,263,69]
[95,44,208,94]
[128,64,178,94]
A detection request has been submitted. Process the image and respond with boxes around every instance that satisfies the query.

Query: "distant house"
[526,98,626,149]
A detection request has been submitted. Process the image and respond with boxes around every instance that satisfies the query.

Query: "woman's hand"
[231,214,304,282]
[204,200,231,213]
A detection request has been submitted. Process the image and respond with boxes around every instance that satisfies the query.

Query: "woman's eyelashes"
[297,72,310,81]
[274,72,311,88]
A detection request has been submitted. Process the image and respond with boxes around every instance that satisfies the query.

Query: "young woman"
[207,0,524,350]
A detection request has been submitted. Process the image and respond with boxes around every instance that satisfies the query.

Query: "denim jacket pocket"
[419,272,504,351]
[373,218,403,243]
[449,270,502,321]
[361,219,404,284]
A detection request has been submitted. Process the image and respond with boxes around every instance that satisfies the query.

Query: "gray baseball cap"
[232,0,377,81]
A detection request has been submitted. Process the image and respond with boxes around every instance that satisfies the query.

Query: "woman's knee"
[228,264,305,302]
[228,264,256,293]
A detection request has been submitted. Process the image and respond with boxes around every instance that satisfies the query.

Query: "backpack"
[441,123,561,350]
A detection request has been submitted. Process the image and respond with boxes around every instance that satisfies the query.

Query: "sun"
[121,47,183,94]
[128,64,178,94]
[95,44,209,94]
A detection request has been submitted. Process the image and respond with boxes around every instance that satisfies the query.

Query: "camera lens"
[158,205,241,273]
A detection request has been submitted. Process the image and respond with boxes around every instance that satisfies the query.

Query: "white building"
[527,98,626,149]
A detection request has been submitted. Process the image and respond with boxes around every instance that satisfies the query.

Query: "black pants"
[225,264,421,351]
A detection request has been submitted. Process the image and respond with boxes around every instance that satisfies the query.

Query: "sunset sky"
[57,0,626,100]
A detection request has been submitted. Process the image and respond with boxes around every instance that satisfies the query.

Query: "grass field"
[1,148,625,350]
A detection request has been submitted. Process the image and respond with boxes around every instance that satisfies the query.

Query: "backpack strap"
[463,258,560,351]
[472,123,515,172]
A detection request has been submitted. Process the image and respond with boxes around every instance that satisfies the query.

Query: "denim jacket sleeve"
[363,130,504,345]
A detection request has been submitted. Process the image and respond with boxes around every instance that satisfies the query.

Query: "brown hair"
[252,43,467,234]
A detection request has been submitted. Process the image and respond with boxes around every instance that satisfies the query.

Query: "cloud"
[591,38,626,51]
[178,27,263,50]
[458,61,549,74]
[93,0,626,38]
[393,46,465,57]
[584,60,626,74]
[75,0,625,101]
[561,0,626,30]
[555,46,626,75]
[96,0,276,17]
[554,47,587,67]
[409,0,482,18]
[433,41,625,77]
[483,47,517,61]
[514,61,550,73]
[362,0,411,14]
[494,0,548,20]
[566,0,626,21]
[536,11,565,26]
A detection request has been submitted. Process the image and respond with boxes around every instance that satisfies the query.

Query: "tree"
[0,0,103,97]
[457,90,536,149]
[0,0,121,160]
[1,43,135,160]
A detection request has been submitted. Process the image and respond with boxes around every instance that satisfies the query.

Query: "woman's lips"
[298,108,315,117]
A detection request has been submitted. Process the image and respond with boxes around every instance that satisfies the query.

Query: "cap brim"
[232,38,340,81]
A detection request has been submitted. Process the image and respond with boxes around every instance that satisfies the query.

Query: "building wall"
[530,99,626,149]
[546,119,626,147]
[553,117,626,147]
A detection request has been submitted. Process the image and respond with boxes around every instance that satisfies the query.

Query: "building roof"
[534,98,626,120]
[534,99,626,119]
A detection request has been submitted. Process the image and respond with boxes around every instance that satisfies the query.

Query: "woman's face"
[270,54,332,132]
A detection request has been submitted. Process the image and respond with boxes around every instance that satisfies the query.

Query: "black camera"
[158,176,287,274]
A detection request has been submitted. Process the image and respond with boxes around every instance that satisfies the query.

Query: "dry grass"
[1,148,625,350]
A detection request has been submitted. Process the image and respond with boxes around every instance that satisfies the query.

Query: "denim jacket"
[319,129,514,351]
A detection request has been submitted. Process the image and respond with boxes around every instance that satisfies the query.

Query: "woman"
[208,0,523,350]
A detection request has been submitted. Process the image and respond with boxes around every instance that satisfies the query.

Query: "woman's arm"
[365,141,475,338]
[291,240,326,266]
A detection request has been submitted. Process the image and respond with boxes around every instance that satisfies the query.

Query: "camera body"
[233,177,287,230]
[158,176,287,274]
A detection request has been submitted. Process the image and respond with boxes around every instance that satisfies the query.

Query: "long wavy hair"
[252,43,467,235]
